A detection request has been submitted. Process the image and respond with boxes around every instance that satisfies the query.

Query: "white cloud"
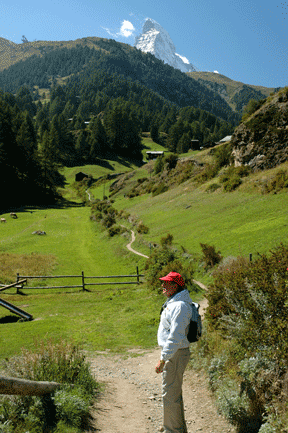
[214,70,219,74]
[120,20,135,37]
[102,19,135,39]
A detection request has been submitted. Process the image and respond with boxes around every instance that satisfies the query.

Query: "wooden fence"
[15,267,144,293]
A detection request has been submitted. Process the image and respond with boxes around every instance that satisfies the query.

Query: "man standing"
[155,271,193,433]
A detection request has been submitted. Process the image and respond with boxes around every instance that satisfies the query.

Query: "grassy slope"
[186,71,275,111]
[1,138,287,360]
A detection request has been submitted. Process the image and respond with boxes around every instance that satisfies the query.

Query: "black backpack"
[159,300,202,343]
[187,302,202,343]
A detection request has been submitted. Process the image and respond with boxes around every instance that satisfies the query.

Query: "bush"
[53,386,90,429]
[214,142,232,168]
[154,156,164,174]
[136,222,149,234]
[144,241,194,293]
[200,243,222,270]
[223,175,242,192]
[108,225,121,237]
[206,183,221,193]
[1,340,99,433]
[196,164,219,183]
[160,233,174,247]
[207,243,288,364]
[164,153,178,171]
[152,183,168,197]
[263,169,288,193]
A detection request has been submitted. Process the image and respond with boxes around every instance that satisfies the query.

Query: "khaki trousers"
[162,347,190,433]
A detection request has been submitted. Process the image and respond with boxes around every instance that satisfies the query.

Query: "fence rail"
[15,267,144,293]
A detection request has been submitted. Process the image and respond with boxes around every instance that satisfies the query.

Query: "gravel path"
[89,346,236,433]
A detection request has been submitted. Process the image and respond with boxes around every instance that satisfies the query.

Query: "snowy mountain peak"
[135,18,196,73]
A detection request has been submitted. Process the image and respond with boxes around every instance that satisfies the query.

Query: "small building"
[218,135,232,143]
[75,172,88,182]
[146,151,164,160]
[190,140,200,150]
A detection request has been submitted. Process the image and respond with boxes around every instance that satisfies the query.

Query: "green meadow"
[1,144,287,360]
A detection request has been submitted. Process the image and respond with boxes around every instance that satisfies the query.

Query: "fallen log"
[0,376,62,395]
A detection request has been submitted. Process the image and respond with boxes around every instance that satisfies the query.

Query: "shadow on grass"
[0,315,21,324]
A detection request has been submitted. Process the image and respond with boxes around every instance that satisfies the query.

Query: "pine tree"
[150,122,159,143]
[89,117,108,161]
[75,130,90,163]
[168,119,184,153]
[177,133,191,154]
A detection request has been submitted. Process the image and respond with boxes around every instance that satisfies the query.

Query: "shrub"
[196,164,219,183]
[263,169,288,193]
[53,386,90,429]
[164,153,178,171]
[200,243,222,270]
[1,340,99,433]
[223,174,242,192]
[154,156,164,174]
[136,222,149,234]
[214,142,232,168]
[152,183,168,197]
[108,225,121,237]
[207,243,288,365]
[160,233,174,247]
[206,183,221,193]
[144,242,194,293]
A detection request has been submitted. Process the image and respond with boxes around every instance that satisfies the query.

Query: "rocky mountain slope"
[231,87,288,170]
[135,18,196,73]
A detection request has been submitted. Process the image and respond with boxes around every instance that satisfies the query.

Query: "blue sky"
[1,0,287,88]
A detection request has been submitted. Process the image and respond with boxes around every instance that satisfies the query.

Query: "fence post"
[249,253,252,262]
[16,273,19,294]
[136,266,139,284]
[82,271,85,291]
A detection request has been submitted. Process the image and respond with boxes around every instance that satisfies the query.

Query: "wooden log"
[0,280,27,292]
[0,376,62,395]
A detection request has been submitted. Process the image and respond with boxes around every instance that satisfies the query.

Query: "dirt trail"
[89,296,234,433]
[89,347,235,433]
[88,218,234,432]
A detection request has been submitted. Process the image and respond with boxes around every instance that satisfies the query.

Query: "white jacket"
[157,289,193,361]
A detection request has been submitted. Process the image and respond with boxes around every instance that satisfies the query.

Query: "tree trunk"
[0,376,62,395]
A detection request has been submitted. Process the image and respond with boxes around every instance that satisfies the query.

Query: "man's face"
[162,280,178,297]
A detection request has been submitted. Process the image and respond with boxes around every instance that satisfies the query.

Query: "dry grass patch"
[0,252,57,285]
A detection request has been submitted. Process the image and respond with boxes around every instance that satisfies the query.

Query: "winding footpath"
[89,230,234,432]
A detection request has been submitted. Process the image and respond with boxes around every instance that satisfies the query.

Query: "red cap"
[159,272,185,287]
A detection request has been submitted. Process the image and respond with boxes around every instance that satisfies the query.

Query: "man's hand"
[155,359,165,374]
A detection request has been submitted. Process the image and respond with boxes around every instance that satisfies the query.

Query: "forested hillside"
[187,71,279,113]
[0,41,239,125]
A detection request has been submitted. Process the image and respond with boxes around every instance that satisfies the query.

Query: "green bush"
[196,164,219,183]
[164,153,178,171]
[200,243,222,270]
[223,174,242,192]
[160,233,174,247]
[214,142,232,168]
[136,222,149,234]
[206,183,220,193]
[152,183,168,197]
[154,156,164,174]
[53,387,89,429]
[144,242,194,293]
[0,340,99,433]
[263,169,288,193]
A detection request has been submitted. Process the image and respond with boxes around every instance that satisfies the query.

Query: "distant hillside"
[0,37,239,125]
[0,36,106,72]
[230,87,288,170]
[187,71,279,112]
